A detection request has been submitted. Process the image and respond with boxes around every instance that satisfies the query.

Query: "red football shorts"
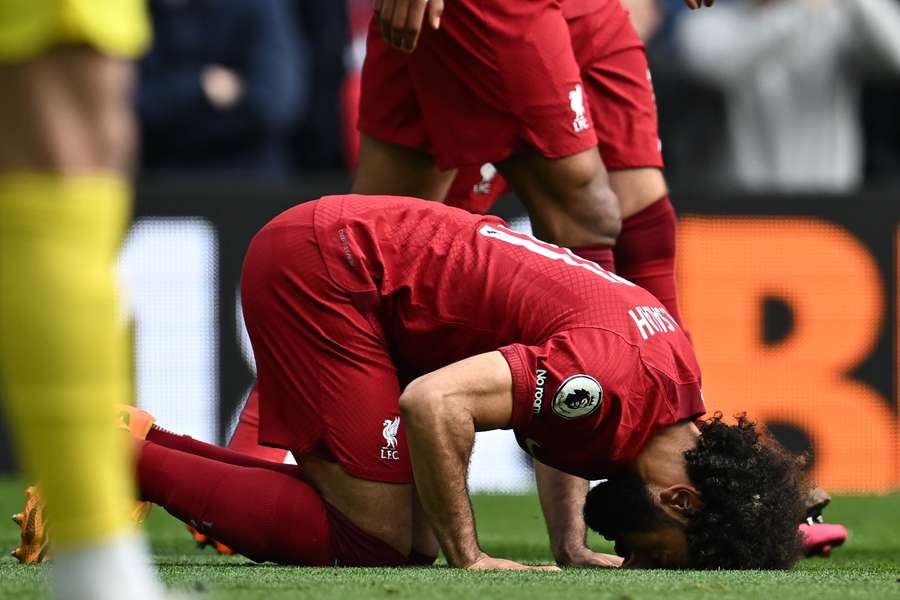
[359,0,663,172]
[240,202,411,484]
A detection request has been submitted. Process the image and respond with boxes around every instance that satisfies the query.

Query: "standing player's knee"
[548,172,622,245]
[555,151,623,241]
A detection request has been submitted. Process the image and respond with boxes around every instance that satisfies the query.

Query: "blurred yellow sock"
[0,173,135,547]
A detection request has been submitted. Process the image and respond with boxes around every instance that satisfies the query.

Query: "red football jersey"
[312,195,704,479]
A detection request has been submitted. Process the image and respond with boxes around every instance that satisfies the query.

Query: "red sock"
[227,386,291,463]
[146,426,298,477]
[136,440,407,566]
[613,197,684,326]
[137,440,331,565]
[569,244,615,272]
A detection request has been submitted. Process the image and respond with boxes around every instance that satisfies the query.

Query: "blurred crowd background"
[136,0,900,192]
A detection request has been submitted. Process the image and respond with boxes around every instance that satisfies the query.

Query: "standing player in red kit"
[20,196,804,570]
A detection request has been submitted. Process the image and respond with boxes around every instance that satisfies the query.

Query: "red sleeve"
[496,343,532,431]
[498,329,639,432]
[497,328,654,478]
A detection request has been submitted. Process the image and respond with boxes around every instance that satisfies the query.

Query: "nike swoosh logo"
[525,438,541,457]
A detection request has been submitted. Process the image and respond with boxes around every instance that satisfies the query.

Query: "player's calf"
[135,440,410,566]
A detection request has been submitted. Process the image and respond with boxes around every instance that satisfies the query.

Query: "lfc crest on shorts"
[552,375,602,419]
[473,163,498,195]
[381,416,400,460]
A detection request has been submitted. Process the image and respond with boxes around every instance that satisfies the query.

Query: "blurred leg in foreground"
[0,1,165,598]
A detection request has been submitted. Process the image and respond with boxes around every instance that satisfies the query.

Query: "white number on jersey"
[478,224,636,286]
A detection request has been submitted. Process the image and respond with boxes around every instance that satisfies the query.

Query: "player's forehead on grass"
[584,413,808,570]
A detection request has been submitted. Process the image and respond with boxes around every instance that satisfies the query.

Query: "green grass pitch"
[0,479,897,599]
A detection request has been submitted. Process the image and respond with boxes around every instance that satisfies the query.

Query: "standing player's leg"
[609,168,683,324]
[496,148,621,271]
[352,28,455,201]
[353,134,456,200]
[0,7,163,595]
[567,6,684,323]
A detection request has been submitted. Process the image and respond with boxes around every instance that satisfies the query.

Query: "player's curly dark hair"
[682,413,808,569]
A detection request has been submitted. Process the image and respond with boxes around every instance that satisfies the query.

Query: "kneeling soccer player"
[27,195,809,569]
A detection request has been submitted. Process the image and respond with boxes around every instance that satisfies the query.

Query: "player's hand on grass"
[683,0,715,8]
[465,553,561,571]
[555,547,625,568]
[373,0,443,53]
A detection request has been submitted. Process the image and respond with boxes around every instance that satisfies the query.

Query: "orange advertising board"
[678,217,899,492]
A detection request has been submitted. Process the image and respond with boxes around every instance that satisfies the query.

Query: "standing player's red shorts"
[359,0,663,172]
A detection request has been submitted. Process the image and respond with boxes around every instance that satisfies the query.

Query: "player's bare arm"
[400,351,559,570]
[533,461,623,568]
[373,0,443,53]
